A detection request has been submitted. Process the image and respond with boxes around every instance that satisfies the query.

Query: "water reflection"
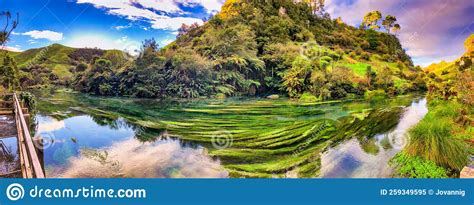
[320,98,428,178]
[0,115,20,177]
[0,137,20,176]
[49,138,228,178]
[37,118,65,132]
[36,114,227,178]
[36,115,135,168]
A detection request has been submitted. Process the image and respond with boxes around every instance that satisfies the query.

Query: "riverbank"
[390,99,473,178]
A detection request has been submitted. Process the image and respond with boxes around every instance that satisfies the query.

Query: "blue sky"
[1,0,473,66]
[2,0,224,55]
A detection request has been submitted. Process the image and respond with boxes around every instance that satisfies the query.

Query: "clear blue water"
[32,90,427,178]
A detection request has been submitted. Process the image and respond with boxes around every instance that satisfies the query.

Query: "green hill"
[423,34,473,83]
[1,44,130,85]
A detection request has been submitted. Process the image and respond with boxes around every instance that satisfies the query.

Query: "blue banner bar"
[0,179,472,205]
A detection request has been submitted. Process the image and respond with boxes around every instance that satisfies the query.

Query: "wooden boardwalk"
[0,93,44,178]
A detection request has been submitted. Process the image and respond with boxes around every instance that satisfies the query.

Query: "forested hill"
[97,0,423,99]
[5,0,426,99]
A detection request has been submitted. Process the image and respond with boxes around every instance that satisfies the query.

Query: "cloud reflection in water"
[51,138,229,178]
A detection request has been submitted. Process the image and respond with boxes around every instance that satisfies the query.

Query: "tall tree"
[0,11,19,47]
[362,11,382,30]
[382,15,397,33]
[1,11,20,91]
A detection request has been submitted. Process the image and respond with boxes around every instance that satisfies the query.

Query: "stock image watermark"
[5,183,147,201]
[380,188,466,197]
[32,132,56,150]
[300,41,324,60]
[211,130,233,149]
[386,130,409,149]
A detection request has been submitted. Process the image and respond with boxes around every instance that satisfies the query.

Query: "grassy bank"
[391,100,473,178]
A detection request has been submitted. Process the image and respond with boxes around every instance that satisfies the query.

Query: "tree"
[0,11,19,46]
[464,34,473,54]
[375,66,393,90]
[365,66,376,89]
[0,54,20,90]
[363,11,382,30]
[283,56,312,97]
[141,38,159,54]
[392,23,401,35]
[119,39,167,98]
[75,62,88,72]
[88,59,113,95]
[457,34,474,71]
[382,15,397,33]
[302,0,326,16]
[457,56,472,71]
[455,70,473,105]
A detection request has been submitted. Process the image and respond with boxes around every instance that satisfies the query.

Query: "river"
[30,89,428,178]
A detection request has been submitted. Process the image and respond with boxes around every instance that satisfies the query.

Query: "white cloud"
[180,0,225,14]
[65,35,141,55]
[114,24,132,30]
[1,45,22,52]
[21,30,64,41]
[151,17,203,30]
[76,0,220,30]
[138,0,182,13]
[37,120,65,133]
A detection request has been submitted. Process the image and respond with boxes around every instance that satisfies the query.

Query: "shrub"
[299,92,319,102]
[406,113,468,171]
[19,92,37,110]
[364,89,387,101]
[215,93,226,99]
[99,83,113,96]
[390,152,448,178]
[359,52,370,61]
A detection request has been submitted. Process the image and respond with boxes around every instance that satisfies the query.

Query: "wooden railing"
[13,93,45,178]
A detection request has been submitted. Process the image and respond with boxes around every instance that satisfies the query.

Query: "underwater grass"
[33,90,424,178]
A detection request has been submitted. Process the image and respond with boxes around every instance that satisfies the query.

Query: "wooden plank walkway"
[0,93,44,178]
